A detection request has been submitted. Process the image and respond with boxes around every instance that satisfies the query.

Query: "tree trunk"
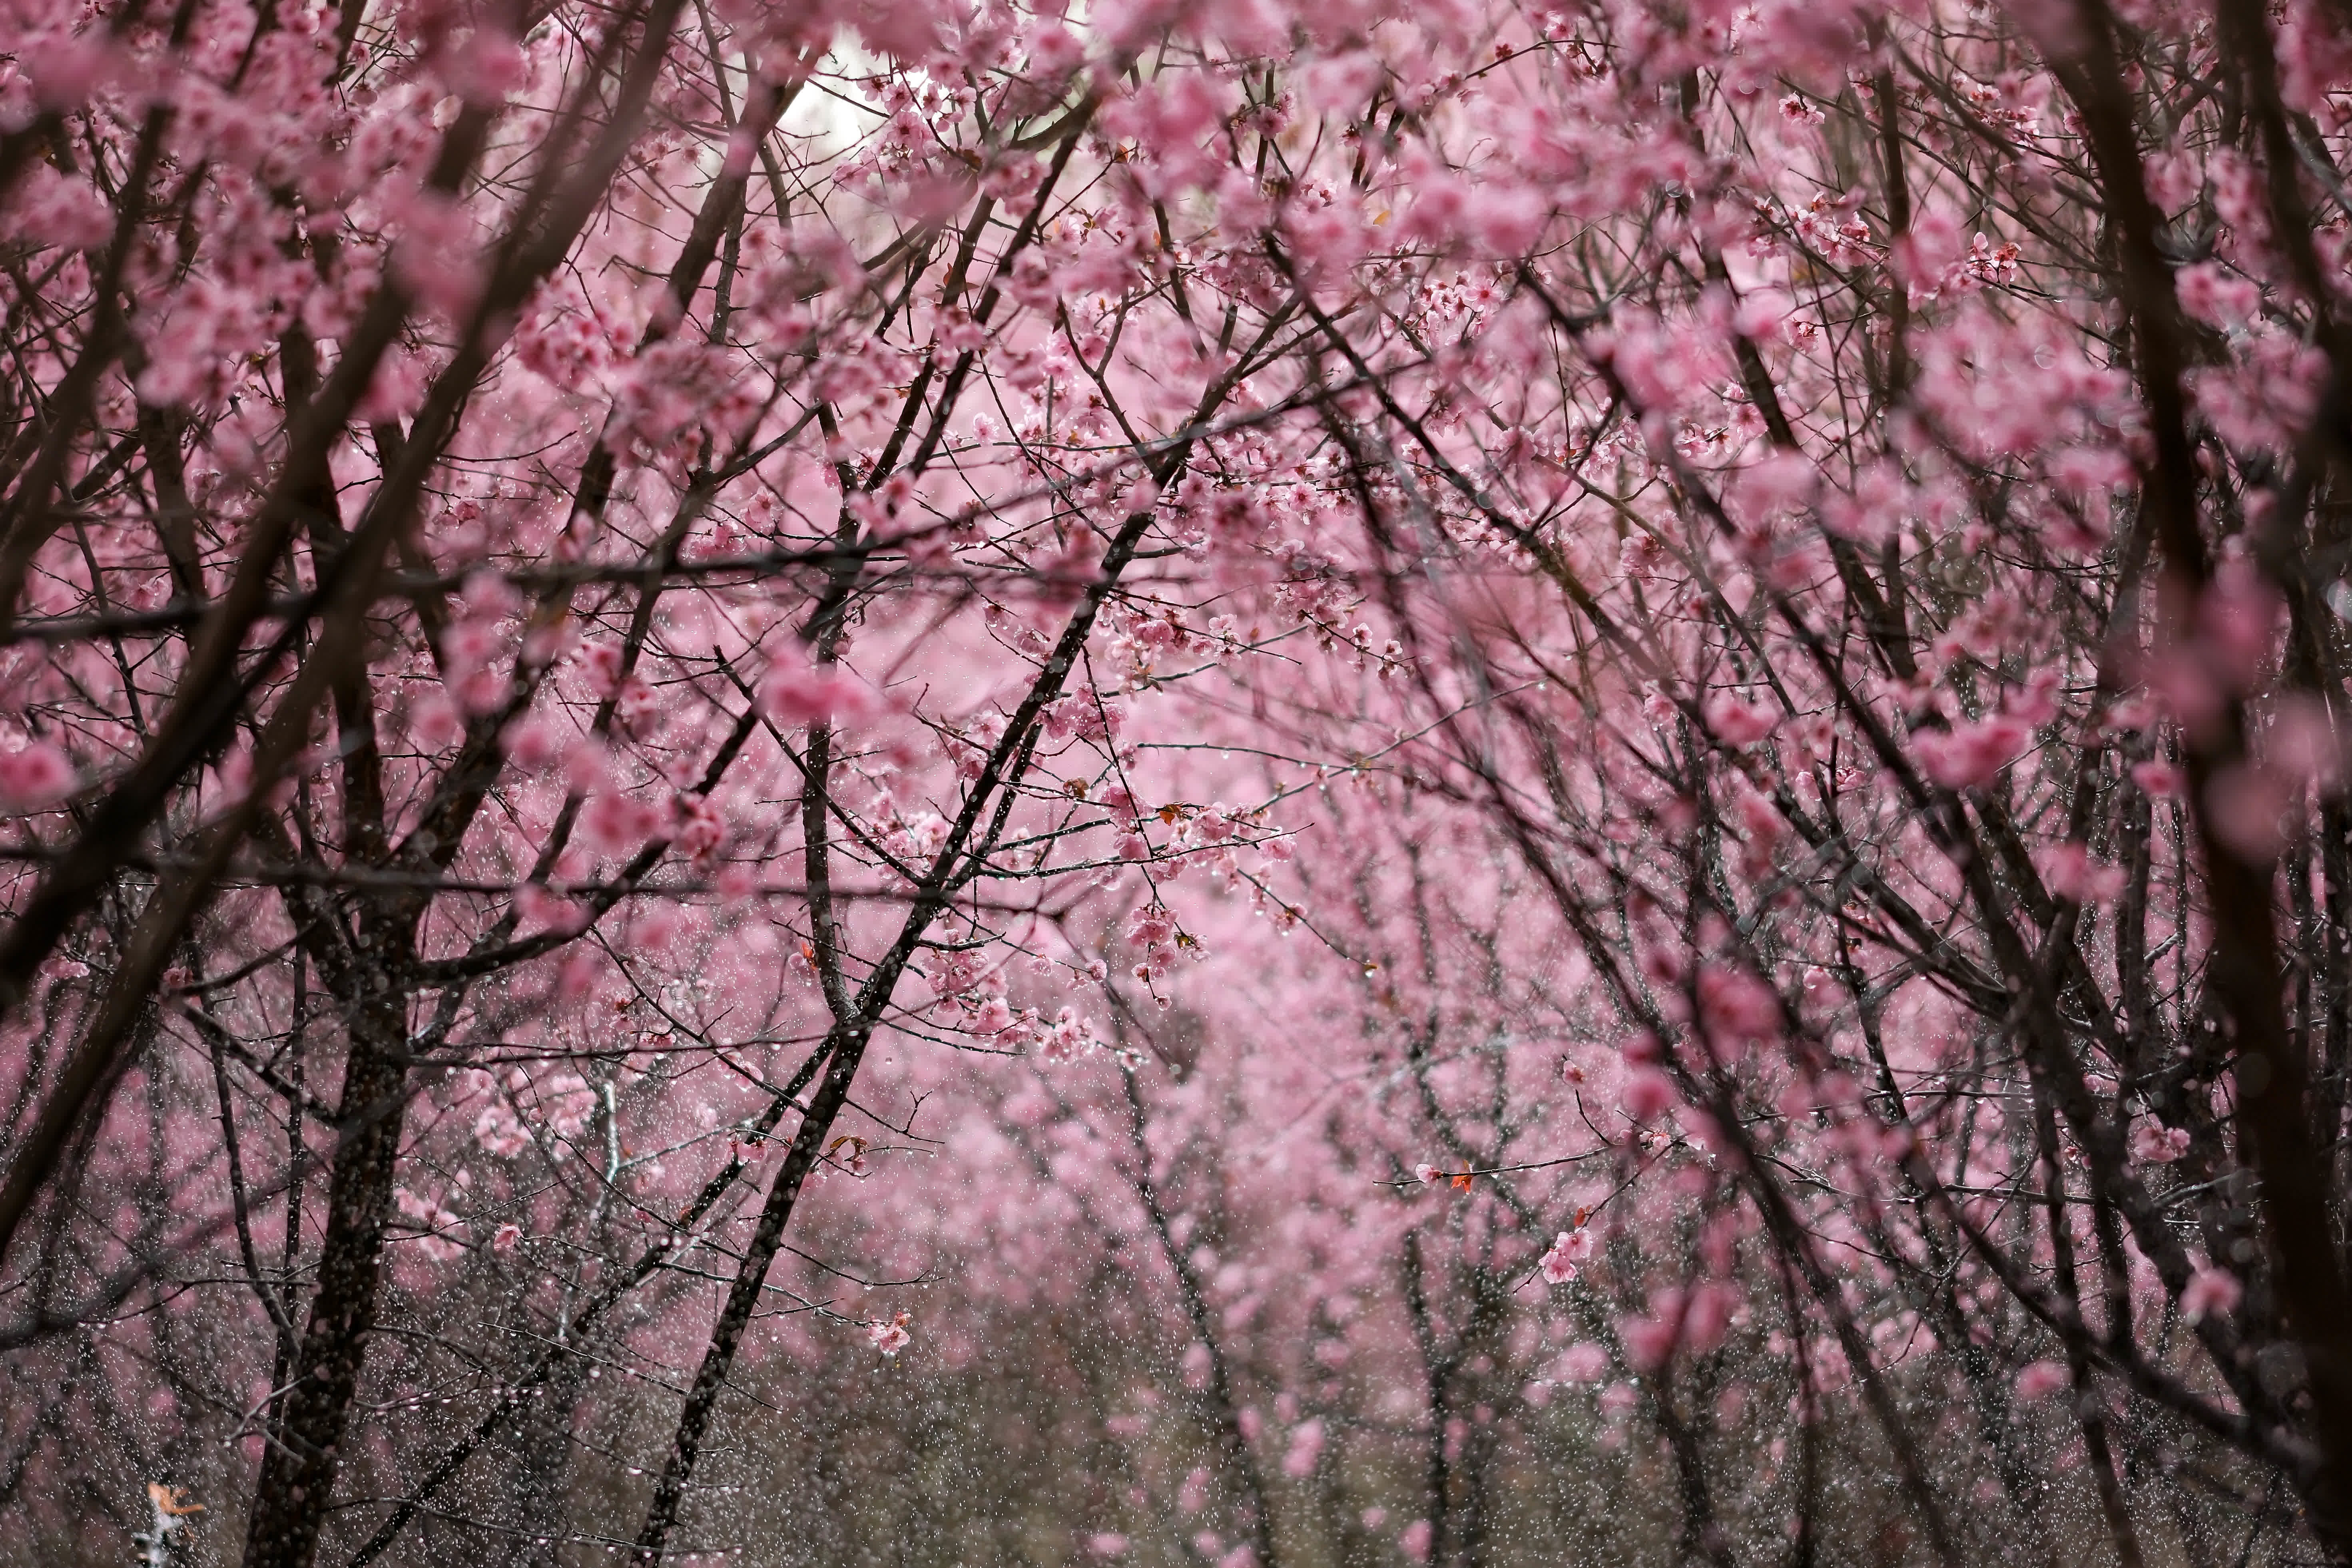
[241,968,413,1568]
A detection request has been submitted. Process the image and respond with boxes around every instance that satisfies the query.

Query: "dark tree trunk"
[241,957,414,1568]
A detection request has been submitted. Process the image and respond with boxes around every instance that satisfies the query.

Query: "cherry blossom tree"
[1251,0,2352,1557]
[0,0,1306,1557]
[7,0,2352,1560]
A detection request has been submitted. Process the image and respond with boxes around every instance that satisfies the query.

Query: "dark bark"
[240,957,415,1568]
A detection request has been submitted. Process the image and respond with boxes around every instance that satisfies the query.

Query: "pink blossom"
[2006,669,2063,728]
[758,647,883,729]
[1538,1227,1595,1285]
[2132,760,2185,799]
[1963,232,2021,287]
[580,790,668,859]
[1280,1419,1324,1477]
[1552,1343,1611,1383]
[1913,714,2031,789]
[1729,781,1782,851]
[2034,842,2125,904]
[1779,94,1825,127]
[675,793,726,864]
[388,187,486,322]
[1621,1311,1680,1371]
[1682,1285,1735,1355]
[501,715,566,772]
[1697,964,1781,1048]
[537,1073,598,1140]
[2130,1119,2191,1164]
[1620,1067,1676,1122]
[516,884,587,939]
[0,743,75,812]
[867,1314,913,1355]
[1706,694,1779,747]
[1619,1285,1738,1370]
[2013,1359,2070,1401]
[2137,647,2225,738]
[2182,1267,2242,1323]
[1398,1519,1434,1562]
[2266,697,2345,792]
[473,1102,531,1159]
[2176,263,2260,329]
[5,167,112,251]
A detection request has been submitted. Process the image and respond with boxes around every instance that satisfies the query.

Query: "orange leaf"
[148,1483,205,1517]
